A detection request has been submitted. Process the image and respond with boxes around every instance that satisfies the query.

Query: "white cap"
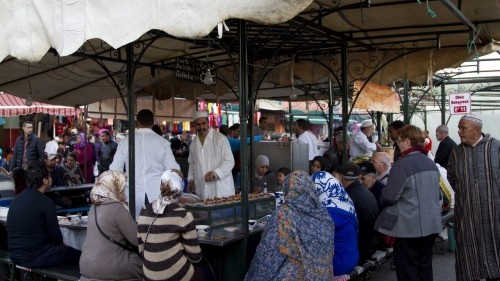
[54,136,60,142]
[460,114,482,125]
[192,111,209,121]
[71,128,78,134]
[361,119,373,128]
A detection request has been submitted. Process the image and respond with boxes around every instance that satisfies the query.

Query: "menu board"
[175,58,217,85]
[353,80,400,113]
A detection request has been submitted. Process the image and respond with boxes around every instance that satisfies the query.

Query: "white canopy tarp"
[0,0,313,62]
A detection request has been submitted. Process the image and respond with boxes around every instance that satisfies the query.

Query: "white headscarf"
[255,155,270,180]
[152,169,184,214]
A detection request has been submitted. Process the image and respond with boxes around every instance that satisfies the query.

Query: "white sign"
[449,92,471,115]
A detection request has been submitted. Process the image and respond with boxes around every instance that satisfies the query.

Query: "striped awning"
[0,92,79,117]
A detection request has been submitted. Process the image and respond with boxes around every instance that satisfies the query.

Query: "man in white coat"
[349,119,381,159]
[187,111,235,200]
[110,109,180,218]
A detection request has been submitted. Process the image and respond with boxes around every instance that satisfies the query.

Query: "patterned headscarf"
[312,171,356,215]
[75,132,86,149]
[90,170,128,209]
[151,169,184,214]
[278,170,335,279]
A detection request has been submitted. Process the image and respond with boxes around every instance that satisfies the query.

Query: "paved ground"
[366,247,457,281]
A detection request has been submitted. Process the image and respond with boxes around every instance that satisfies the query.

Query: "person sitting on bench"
[7,161,81,268]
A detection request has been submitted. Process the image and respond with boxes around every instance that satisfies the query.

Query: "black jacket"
[10,134,44,171]
[434,136,457,170]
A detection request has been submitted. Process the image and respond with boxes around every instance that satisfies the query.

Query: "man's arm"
[212,135,235,180]
[36,137,44,161]
[109,140,126,171]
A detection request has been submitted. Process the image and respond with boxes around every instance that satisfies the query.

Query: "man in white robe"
[187,111,235,200]
[110,109,180,218]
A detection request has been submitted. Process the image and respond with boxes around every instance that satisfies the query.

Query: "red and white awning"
[0,93,79,117]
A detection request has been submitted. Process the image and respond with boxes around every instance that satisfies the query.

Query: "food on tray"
[224,226,239,232]
[185,193,273,207]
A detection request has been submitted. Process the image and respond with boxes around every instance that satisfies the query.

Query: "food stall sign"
[448,92,471,115]
[175,58,217,85]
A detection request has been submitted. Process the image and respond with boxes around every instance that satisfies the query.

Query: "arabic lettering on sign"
[175,58,217,85]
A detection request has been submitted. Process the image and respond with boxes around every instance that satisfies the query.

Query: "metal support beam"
[441,84,446,124]
[441,0,484,41]
[341,43,349,163]
[238,19,249,268]
[126,44,136,219]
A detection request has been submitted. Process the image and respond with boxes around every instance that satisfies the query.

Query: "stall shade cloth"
[0,0,314,62]
[0,93,79,117]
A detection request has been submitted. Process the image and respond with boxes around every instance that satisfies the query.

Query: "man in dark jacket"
[7,161,81,268]
[434,124,457,170]
[9,121,44,171]
[97,130,118,175]
[338,161,380,262]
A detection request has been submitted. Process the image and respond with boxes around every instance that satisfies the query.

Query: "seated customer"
[54,152,84,186]
[310,155,330,175]
[252,155,277,193]
[312,171,359,276]
[138,169,204,280]
[245,170,335,281]
[7,161,81,268]
[80,170,143,281]
[338,162,380,262]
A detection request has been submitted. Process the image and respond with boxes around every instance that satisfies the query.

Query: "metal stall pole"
[239,19,250,268]
[328,78,334,144]
[441,84,446,124]
[126,43,137,219]
[341,43,349,163]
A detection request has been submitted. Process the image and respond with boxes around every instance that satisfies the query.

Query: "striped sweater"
[138,203,202,281]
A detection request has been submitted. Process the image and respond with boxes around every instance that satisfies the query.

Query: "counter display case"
[184,194,275,227]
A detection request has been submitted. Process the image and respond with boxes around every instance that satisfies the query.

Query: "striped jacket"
[138,203,202,281]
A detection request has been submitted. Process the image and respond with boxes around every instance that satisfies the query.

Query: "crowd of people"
[0,111,498,281]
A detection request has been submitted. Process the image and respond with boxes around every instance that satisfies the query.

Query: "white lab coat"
[349,131,377,159]
[188,128,235,200]
[296,130,319,161]
[109,128,179,218]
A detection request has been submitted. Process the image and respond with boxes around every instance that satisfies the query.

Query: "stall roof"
[0,92,79,117]
[0,0,499,107]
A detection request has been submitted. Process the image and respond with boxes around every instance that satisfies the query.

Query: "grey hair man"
[434,124,457,170]
[370,152,391,185]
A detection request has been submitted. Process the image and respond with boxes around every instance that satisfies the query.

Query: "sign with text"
[448,92,471,115]
[175,58,217,85]
[353,80,400,113]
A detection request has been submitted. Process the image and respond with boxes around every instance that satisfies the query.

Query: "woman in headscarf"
[75,132,94,183]
[80,171,143,281]
[245,170,335,281]
[55,152,84,186]
[252,155,277,193]
[312,171,359,276]
[137,169,204,281]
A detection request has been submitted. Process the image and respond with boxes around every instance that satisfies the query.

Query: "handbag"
[94,205,140,255]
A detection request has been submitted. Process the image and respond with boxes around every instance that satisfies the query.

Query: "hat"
[460,114,482,125]
[192,111,208,121]
[361,119,373,128]
[359,161,376,175]
[53,136,60,142]
[47,154,57,160]
[71,128,78,135]
[338,162,361,179]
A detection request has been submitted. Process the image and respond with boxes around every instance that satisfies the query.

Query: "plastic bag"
[93,162,99,177]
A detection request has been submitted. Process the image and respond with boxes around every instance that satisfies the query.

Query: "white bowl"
[80,216,88,224]
[196,225,210,236]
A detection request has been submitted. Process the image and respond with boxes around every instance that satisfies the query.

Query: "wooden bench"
[16,264,80,281]
[348,248,394,280]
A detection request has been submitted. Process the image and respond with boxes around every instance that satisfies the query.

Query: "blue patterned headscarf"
[278,170,335,279]
[312,171,356,215]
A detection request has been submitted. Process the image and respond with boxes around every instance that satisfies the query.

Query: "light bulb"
[25,92,33,107]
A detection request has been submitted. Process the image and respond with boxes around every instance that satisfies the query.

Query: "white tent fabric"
[0,0,313,62]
